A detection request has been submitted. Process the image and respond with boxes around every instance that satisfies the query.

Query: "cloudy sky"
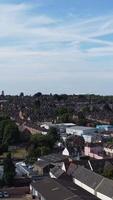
[0,0,113,95]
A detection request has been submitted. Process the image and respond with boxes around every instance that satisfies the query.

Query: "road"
[0,187,30,199]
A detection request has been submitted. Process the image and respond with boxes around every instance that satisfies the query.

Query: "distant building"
[66,126,96,136]
[96,125,113,132]
[84,143,103,159]
[104,144,113,157]
[82,133,102,143]
[41,123,76,134]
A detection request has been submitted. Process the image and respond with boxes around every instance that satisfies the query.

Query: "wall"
[96,192,112,200]
[66,127,96,136]
[104,147,113,154]
[73,178,95,195]
[83,134,101,143]
[33,164,43,176]
[84,146,103,159]
[30,185,45,200]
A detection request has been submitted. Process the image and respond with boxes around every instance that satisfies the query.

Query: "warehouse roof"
[67,126,96,131]
[72,166,103,189]
[31,177,81,200]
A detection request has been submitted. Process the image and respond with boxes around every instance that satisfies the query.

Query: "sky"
[0,0,113,95]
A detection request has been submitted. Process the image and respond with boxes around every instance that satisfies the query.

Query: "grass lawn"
[11,148,28,159]
[0,147,28,159]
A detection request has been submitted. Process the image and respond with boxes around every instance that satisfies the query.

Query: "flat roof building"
[66,126,96,136]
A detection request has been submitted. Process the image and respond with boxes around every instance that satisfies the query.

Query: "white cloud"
[0,2,113,56]
[0,2,113,94]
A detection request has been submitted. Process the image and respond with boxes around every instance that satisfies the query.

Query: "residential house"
[39,153,68,164]
[33,160,53,176]
[84,143,103,159]
[104,144,113,157]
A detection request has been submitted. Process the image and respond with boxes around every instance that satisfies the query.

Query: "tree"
[102,161,113,179]
[59,113,70,123]
[26,128,59,162]
[77,111,87,126]
[48,127,59,144]
[33,92,42,98]
[3,153,15,185]
[26,134,51,161]
[20,129,31,143]
[20,92,24,97]
[2,121,20,145]
[66,135,85,153]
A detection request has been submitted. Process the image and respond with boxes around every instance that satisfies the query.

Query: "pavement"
[0,186,30,199]
[2,194,32,200]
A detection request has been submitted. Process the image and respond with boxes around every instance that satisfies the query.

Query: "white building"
[104,144,113,157]
[72,166,113,200]
[41,123,76,134]
[66,126,96,136]
[82,133,101,143]
[40,122,53,130]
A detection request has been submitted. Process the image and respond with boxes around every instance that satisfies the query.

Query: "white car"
[0,192,3,198]
[3,191,9,198]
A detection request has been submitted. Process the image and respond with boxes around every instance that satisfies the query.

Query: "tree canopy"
[0,118,20,146]
[3,153,15,186]
[26,127,59,163]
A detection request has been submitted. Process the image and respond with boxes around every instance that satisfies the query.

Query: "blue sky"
[0,0,113,95]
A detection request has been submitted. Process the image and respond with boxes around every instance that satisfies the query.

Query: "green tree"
[0,119,20,146]
[102,161,113,179]
[2,121,20,145]
[77,111,87,126]
[27,134,51,161]
[26,128,59,162]
[3,153,15,185]
[48,127,59,144]
[59,113,70,123]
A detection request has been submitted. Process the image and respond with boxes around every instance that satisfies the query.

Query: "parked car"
[0,192,3,198]
[3,191,9,198]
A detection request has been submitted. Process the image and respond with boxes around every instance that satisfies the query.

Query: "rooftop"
[31,177,81,200]
[50,166,65,178]
[57,174,99,200]
[67,126,96,131]
[39,153,68,163]
[72,166,103,189]
[34,160,50,168]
